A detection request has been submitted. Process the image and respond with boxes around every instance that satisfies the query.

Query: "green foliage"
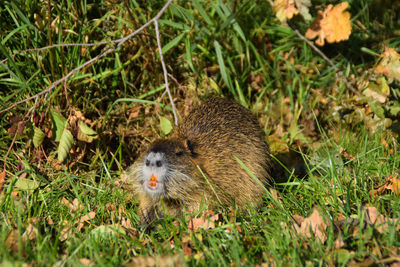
[159,116,173,135]
[0,0,400,265]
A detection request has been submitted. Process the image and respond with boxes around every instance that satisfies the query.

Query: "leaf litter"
[305,2,352,46]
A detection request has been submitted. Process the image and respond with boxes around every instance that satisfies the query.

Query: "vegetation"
[1,0,399,265]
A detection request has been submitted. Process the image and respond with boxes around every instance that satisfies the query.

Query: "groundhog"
[128,97,271,225]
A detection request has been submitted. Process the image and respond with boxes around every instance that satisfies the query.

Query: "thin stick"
[155,19,179,125]
[288,21,360,95]
[1,0,178,118]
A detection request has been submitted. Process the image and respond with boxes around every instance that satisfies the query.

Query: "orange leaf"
[0,171,5,193]
[370,173,400,196]
[375,46,400,81]
[306,2,352,46]
[188,211,219,231]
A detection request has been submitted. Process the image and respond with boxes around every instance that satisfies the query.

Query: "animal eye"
[175,151,183,156]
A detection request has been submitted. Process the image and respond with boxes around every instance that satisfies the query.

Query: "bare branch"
[155,19,179,125]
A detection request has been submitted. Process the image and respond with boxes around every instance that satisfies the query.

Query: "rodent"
[128,97,271,225]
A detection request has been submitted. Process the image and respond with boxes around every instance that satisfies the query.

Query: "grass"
[1,0,400,265]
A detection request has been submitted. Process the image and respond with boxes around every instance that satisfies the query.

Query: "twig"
[1,0,178,122]
[155,19,179,125]
[287,21,360,95]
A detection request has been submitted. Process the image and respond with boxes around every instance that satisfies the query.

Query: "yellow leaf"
[306,2,352,46]
[375,45,400,82]
[273,0,299,22]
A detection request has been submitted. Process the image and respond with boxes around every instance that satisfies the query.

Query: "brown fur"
[128,97,271,225]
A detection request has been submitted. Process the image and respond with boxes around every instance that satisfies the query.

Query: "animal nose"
[145,159,163,167]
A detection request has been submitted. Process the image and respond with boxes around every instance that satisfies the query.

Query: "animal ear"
[186,140,197,157]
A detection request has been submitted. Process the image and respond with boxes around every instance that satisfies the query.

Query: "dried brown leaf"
[80,211,96,222]
[295,207,328,243]
[8,116,26,136]
[292,214,305,225]
[47,217,54,225]
[22,223,37,241]
[188,211,219,231]
[0,171,5,193]
[61,198,83,214]
[375,46,400,81]
[334,233,346,249]
[126,254,184,267]
[77,211,96,231]
[79,258,94,266]
[370,173,400,197]
[5,229,21,253]
[365,206,400,234]
[59,226,72,242]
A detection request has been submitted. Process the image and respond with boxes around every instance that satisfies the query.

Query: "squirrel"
[127,97,271,225]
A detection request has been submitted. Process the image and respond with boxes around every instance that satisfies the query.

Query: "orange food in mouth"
[150,174,158,181]
[148,174,158,189]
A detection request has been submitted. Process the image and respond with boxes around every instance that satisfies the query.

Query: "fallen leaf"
[77,120,98,143]
[80,211,96,222]
[293,207,328,243]
[292,214,305,225]
[8,116,27,137]
[370,173,400,196]
[159,116,173,135]
[0,171,5,193]
[188,211,219,231]
[363,89,387,103]
[306,2,352,46]
[273,0,299,22]
[32,126,45,148]
[364,206,400,234]
[375,46,400,82]
[334,233,346,249]
[15,177,40,191]
[22,223,37,241]
[5,229,21,254]
[295,0,312,21]
[183,241,192,256]
[77,211,96,231]
[79,258,94,266]
[61,198,83,213]
[59,226,72,242]
[127,106,142,120]
[47,217,54,225]
[126,254,184,267]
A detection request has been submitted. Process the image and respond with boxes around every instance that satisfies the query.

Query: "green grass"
[1,0,400,265]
